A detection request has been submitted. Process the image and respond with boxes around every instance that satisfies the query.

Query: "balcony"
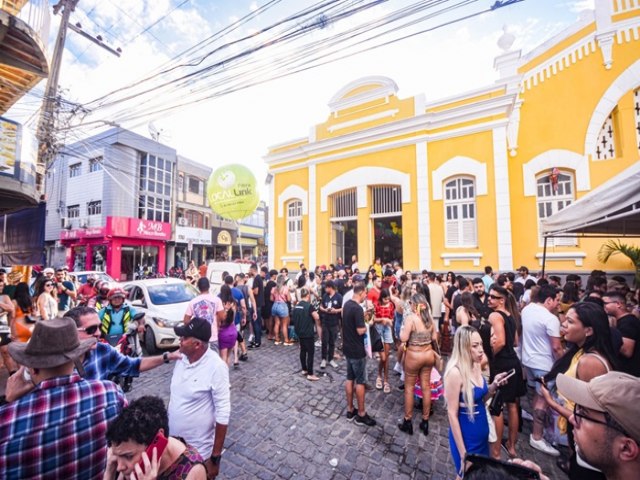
[0,0,50,115]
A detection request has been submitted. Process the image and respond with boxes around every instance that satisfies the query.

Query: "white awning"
[541,161,640,237]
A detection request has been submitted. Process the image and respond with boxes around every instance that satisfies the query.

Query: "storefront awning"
[541,162,640,238]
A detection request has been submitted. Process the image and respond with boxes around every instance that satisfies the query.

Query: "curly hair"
[106,396,169,446]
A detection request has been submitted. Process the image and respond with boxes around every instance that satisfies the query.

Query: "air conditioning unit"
[177,217,188,226]
[61,217,72,229]
[79,217,88,229]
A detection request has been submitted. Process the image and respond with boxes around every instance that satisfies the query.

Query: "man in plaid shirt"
[0,317,126,479]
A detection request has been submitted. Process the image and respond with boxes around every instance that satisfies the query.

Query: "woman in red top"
[374,288,395,393]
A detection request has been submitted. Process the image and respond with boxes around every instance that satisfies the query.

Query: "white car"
[122,278,198,354]
[72,270,116,285]
[206,261,250,290]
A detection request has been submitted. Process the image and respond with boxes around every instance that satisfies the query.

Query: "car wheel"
[144,327,158,355]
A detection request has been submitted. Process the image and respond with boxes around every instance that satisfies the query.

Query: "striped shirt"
[0,373,127,479]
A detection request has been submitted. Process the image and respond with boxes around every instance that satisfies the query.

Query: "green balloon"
[207,164,259,220]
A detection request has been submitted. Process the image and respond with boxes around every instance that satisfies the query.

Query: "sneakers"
[329,360,338,369]
[346,410,356,422]
[320,359,327,369]
[529,435,560,457]
[248,342,260,349]
[354,413,377,427]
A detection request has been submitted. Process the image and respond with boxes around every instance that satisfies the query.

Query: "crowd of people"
[0,258,639,479]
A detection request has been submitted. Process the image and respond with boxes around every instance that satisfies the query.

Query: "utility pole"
[36,0,78,197]
[35,0,122,198]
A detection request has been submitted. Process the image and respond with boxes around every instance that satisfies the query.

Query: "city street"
[127,341,565,480]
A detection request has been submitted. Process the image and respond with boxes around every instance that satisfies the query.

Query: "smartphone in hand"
[137,431,168,473]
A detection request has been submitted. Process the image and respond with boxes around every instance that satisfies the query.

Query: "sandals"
[383,382,391,394]
[501,440,516,459]
[375,377,383,390]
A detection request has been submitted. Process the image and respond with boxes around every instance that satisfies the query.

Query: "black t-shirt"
[321,292,343,326]
[342,299,366,359]
[264,280,276,306]
[292,301,317,338]
[252,275,265,309]
[617,314,640,377]
[473,293,492,320]
[445,285,457,303]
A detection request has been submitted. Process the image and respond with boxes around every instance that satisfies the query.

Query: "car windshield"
[147,283,198,305]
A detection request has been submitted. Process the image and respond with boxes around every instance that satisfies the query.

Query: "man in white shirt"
[521,284,564,456]
[426,272,444,329]
[515,265,537,285]
[169,318,231,479]
[183,277,225,351]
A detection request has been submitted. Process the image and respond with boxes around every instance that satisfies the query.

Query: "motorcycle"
[104,312,145,393]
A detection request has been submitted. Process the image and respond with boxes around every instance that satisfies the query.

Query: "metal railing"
[612,0,640,14]
[1,0,50,49]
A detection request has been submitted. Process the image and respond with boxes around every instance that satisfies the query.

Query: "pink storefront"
[61,216,171,281]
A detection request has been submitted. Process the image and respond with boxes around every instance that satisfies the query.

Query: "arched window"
[287,200,303,252]
[536,171,575,246]
[444,177,477,247]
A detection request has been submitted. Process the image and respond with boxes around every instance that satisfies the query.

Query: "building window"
[330,189,357,219]
[287,200,303,252]
[371,185,401,215]
[89,156,103,172]
[69,163,81,178]
[595,113,616,160]
[138,153,172,223]
[67,205,80,218]
[444,177,477,247]
[185,211,203,228]
[188,176,203,195]
[87,201,101,216]
[536,171,576,246]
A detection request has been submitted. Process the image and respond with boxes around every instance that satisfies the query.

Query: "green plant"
[597,240,640,287]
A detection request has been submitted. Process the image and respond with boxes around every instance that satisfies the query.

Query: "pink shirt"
[184,293,223,343]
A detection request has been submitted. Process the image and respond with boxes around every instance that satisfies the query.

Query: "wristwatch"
[163,352,170,364]
[210,453,222,465]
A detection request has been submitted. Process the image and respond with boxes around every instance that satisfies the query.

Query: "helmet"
[107,287,127,300]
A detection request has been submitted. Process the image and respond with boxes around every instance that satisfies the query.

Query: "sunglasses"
[489,294,504,300]
[45,283,54,287]
[78,325,100,335]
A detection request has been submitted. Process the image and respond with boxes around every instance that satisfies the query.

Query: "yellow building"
[265,1,640,275]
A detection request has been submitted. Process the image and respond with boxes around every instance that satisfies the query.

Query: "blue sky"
[8,0,594,200]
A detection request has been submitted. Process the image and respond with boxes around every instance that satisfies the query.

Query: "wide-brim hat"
[9,317,96,368]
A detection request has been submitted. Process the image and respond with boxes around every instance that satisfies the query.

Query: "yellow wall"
[267,8,640,277]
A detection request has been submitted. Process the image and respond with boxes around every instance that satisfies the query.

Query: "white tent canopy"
[541,161,640,238]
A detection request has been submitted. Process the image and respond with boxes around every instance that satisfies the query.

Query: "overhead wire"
[72,0,498,128]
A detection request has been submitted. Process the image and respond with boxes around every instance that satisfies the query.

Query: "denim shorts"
[346,357,367,384]
[524,366,548,395]
[375,324,394,344]
[271,301,288,318]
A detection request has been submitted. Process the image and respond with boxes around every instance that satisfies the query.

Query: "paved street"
[127,341,566,480]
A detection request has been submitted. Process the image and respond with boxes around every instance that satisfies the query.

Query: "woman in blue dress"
[444,326,510,479]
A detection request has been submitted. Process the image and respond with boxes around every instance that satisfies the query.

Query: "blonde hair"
[444,325,478,421]
[410,293,432,329]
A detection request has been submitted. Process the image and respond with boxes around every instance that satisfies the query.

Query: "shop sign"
[105,217,171,241]
[175,226,212,245]
[60,227,106,240]
[130,218,171,240]
[217,230,232,245]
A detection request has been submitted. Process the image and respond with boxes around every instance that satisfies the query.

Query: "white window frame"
[87,201,102,216]
[67,205,80,218]
[69,163,81,178]
[89,156,103,172]
[287,200,303,253]
[536,170,576,247]
[443,176,477,248]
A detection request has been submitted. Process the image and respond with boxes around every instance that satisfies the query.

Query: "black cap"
[174,317,211,343]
